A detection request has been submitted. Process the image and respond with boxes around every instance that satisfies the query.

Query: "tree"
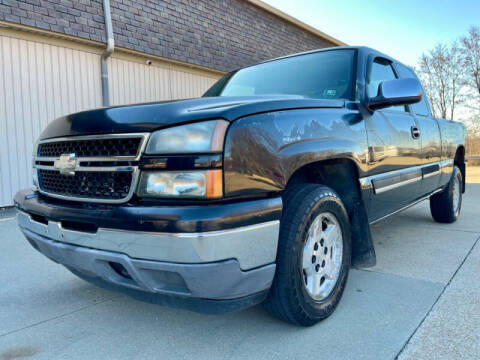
[418,42,466,120]
[465,113,480,160]
[460,26,480,106]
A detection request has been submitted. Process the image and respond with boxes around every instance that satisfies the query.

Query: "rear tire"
[263,184,351,326]
[430,165,463,223]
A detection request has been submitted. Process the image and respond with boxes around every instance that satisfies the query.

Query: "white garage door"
[0,33,220,206]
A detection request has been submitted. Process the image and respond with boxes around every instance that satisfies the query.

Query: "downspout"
[101,0,114,106]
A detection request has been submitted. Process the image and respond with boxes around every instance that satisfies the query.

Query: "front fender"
[279,138,366,182]
[223,108,368,197]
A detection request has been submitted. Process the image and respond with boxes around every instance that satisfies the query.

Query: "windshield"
[203,49,355,100]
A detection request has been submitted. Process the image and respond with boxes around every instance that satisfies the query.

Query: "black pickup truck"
[15,46,466,326]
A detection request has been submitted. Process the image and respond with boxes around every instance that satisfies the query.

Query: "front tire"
[263,184,351,326]
[430,165,463,223]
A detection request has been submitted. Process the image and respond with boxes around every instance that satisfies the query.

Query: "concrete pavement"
[0,169,479,359]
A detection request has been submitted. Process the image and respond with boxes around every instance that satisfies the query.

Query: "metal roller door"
[0,33,220,206]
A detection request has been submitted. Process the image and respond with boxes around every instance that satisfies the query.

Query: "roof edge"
[245,0,347,46]
[0,20,226,75]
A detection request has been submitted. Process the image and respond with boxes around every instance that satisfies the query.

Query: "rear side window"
[367,59,406,112]
[395,64,431,117]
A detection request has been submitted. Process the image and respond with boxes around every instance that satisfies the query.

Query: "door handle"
[411,126,421,139]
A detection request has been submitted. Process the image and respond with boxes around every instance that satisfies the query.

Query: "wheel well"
[286,159,361,219]
[454,146,466,193]
[286,159,376,268]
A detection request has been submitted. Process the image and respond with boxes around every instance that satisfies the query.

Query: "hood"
[39,95,344,139]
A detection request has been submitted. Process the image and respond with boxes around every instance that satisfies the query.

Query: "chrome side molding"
[359,160,452,195]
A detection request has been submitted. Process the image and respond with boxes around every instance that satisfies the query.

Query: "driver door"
[364,58,422,221]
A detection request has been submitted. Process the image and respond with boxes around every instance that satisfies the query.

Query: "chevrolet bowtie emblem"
[54,153,78,175]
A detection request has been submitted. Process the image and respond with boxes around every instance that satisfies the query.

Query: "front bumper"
[21,226,275,301]
[15,190,282,306]
[17,211,279,271]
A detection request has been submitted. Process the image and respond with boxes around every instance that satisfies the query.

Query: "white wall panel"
[0,34,221,206]
[108,57,219,105]
[0,35,102,206]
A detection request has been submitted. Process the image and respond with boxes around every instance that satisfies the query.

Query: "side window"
[368,59,406,112]
[395,64,431,117]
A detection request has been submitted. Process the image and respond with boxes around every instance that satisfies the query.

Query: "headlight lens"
[137,170,222,198]
[146,120,229,154]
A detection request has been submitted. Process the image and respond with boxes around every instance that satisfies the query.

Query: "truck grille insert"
[38,138,142,158]
[34,134,148,203]
[38,169,133,200]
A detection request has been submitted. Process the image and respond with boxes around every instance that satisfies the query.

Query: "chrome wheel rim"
[301,212,343,301]
[453,175,461,216]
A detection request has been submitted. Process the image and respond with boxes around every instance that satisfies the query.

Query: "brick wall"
[0,0,336,71]
[0,0,106,42]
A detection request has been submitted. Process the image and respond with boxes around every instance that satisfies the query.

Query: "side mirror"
[368,78,422,111]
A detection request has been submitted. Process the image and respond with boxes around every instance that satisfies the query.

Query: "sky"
[262,0,480,67]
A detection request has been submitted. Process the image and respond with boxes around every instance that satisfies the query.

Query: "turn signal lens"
[206,169,223,198]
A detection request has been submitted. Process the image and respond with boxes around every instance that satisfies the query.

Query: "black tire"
[263,184,351,326]
[430,165,463,223]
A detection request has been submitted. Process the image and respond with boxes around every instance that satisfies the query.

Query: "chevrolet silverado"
[15,46,466,326]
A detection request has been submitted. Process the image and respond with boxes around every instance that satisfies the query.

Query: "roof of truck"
[249,45,413,73]
[264,46,386,63]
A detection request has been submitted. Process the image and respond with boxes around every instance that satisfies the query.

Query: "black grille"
[38,138,142,158]
[38,169,133,200]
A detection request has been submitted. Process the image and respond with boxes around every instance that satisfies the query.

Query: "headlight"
[146,120,229,154]
[140,120,227,199]
[137,170,222,199]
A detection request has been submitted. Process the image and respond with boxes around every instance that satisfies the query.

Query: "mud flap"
[350,200,376,268]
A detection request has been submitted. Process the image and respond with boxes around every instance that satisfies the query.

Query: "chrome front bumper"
[18,211,279,300]
[21,227,275,300]
[17,211,279,271]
